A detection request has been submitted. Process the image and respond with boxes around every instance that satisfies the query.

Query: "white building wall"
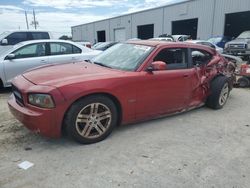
[82,24,95,44]
[131,8,164,38]
[163,0,214,39]
[71,26,82,41]
[71,0,250,42]
[109,15,132,41]
[212,0,250,36]
[94,20,110,42]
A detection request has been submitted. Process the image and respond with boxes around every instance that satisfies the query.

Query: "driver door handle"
[183,74,189,78]
[40,59,47,64]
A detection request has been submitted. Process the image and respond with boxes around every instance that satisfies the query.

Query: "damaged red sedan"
[8,41,235,144]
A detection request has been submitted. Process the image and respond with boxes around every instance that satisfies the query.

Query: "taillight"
[86,44,91,48]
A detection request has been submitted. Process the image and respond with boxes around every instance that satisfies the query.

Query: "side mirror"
[147,61,167,72]
[1,39,8,45]
[5,53,15,60]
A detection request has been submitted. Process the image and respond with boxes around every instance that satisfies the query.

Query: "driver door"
[3,42,48,85]
[136,47,194,119]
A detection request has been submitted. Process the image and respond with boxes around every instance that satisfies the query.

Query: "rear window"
[31,32,50,40]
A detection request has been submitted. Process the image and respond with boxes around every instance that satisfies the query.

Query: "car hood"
[227,38,250,44]
[22,62,123,87]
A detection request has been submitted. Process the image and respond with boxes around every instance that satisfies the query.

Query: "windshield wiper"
[94,62,112,69]
[85,59,93,63]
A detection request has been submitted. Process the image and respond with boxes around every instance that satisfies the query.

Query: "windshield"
[208,37,222,44]
[237,31,250,39]
[92,43,153,71]
[0,31,10,40]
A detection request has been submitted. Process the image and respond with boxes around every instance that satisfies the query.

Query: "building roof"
[71,0,193,28]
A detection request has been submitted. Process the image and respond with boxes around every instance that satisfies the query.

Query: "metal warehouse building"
[71,0,250,44]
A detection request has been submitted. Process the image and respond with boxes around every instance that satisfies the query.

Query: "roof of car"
[19,39,76,45]
[127,40,175,47]
[127,40,216,54]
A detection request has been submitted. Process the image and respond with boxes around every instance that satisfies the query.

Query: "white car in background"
[186,40,223,54]
[0,39,101,88]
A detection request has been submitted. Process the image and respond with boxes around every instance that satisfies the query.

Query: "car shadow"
[0,87,12,94]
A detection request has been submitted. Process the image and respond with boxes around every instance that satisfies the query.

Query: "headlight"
[225,43,229,49]
[28,94,55,108]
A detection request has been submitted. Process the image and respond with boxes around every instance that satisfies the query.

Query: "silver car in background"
[0,39,102,88]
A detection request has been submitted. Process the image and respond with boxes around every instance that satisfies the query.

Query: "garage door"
[114,28,126,42]
[137,24,154,39]
[172,18,198,39]
[224,11,250,38]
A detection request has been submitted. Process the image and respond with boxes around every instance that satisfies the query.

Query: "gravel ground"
[0,88,249,188]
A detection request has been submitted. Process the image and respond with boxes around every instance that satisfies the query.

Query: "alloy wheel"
[219,83,229,106]
[75,103,112,139]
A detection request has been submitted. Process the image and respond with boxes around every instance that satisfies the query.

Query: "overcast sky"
[0,0,183,38]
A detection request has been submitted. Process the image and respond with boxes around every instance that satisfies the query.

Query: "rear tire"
[238,77,250,88]
[64,95,118,144]
[206,76,230,109]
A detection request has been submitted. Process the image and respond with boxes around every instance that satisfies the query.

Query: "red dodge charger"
[8,41,234,144]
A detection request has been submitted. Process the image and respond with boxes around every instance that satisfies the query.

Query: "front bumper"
[8,94,60,138]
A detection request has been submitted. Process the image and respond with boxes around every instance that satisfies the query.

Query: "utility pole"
[33,9,37,29]
[31,9,39,29]
[25,11,29,30]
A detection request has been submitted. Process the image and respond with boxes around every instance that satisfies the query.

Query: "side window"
[6,32,28,45]
[191,49,213,66]
[31,32,50,40]
[12,43,46,59]
[73,45,82,54]
[153,48,188,69]
[50,43,73,55]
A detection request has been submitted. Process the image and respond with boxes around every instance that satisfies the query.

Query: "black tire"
[238,77,250,88]
[64,95,118,144]
[206,76,230,109]
[0,79,3,89]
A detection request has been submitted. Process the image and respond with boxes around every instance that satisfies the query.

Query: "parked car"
[75,41,92,48]
[0,30,52,52]
[172,35,191,42]
[207,36,232,48]
[224,31,250,60]
[93,41,118,51]
[8,40,234,144]
[237,62,250,87]
[149,37,174,42]
[92,42,103,49]
[186,40,223,54]
[0,39,101,88]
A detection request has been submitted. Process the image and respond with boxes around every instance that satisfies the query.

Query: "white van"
[0,31,52,52]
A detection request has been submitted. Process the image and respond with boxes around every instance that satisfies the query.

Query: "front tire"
[65,95,118,144]
[206,76,230,109]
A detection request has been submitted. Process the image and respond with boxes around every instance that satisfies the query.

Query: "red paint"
[8,41,232,138]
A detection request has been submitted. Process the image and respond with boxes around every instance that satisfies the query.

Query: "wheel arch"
[210,73,233,90]
[61,92,123,134]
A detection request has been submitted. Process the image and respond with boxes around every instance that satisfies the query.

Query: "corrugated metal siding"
[213,0,250,36]
[71,0,250,43]
[131,8,164,38]
[163,0,214,39]
[109,15,132,41]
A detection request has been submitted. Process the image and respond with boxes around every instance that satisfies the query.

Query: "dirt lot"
[0,88,250,188]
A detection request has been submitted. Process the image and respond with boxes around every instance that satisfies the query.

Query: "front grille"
[229,44,246,49]
[12,84,24,106]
